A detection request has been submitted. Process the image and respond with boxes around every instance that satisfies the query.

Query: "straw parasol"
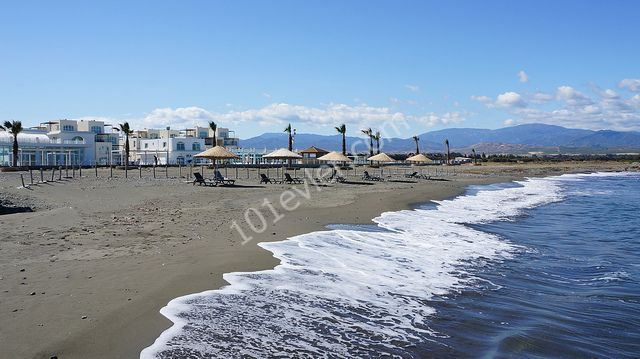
[194,145,240,160]
[263,148,303,160]
[318,151,352,163]
[405,153,432,163]
[367,152,395,163]
[194,146,239,169]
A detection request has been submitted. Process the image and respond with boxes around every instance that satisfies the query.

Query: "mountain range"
[240,124,640,154]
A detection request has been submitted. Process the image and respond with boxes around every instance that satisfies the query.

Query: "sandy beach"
[0,161,630,359]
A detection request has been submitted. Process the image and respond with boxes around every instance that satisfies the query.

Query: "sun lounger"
[323,169,345,183]
[362,170,383,181]
[260,173,280,184]
[284,173,303,184]
[193,172,214,186]
[214,170,235,186]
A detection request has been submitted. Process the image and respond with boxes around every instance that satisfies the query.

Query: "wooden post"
[179,164,182,178]
[110,165,113,178]
[95,162,98,178]
[40,167,44,183]
[189,164,193,180]
[153,165,156,179]
[65,165,69,178]
[246,166,249,179]
[235,167,238,179]
[51,168,55,181]
[29,167,34,185]
[59,166,62,180]
[165,162,168,178]
[20,174,26,188]
[139,164,142,179]
[72,166,76,178]
[79,165,82,177]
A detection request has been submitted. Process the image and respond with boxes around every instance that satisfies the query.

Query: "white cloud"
[470,95,493,105]
[121,104,464,135]
[476,80,640,131]
[556,86,593,106]
[518,70,529,83]
[495,92,526,108]
[262,93,272,98]
[530,92,553,104]
[405,84,420,92]
[504,119,515,126]
[618,78,640,92]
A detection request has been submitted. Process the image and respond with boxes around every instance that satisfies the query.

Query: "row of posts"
[19,164,457,188]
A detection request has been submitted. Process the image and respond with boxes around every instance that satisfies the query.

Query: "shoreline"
[0,162,630,359]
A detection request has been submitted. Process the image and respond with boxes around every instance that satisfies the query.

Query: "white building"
[130,137,206,165]
[0,119,119,166]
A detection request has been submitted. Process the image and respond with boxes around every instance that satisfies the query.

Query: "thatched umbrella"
[367,152,395,163]
[318,151,352,163]
[194,146,239,170]
[263,148,303,161]
[263,148,303,179]
[405,153,432,164]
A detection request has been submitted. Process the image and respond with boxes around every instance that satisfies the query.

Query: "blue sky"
[1,0,639,138]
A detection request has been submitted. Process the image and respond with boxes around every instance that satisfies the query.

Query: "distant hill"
[240,123,640,154]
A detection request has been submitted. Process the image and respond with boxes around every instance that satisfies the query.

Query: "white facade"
[0,119,120,166]
[130,137,206,165]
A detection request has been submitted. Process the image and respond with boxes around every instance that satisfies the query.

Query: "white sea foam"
[141,176,570,358]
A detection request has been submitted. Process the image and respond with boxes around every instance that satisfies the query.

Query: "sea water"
[141,172,640,358]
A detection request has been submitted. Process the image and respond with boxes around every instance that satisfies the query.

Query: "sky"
[1,0,640,138]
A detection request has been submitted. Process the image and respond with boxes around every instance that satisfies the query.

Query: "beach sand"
[0,162,629,358]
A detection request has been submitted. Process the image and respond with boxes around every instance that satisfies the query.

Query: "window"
[62,125,75,131]
[91,126,102,134]
[162,142,167,148]
[199,131,208,138]
[176,142,185,151]
[144,143,148,149]
[192,143,201,151]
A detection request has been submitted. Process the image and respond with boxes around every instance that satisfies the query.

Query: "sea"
[141,172,640,358]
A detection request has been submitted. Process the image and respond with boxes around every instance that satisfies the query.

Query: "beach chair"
[193,172,214,186]
[284,173,303,184]
[214,170,235,186]
[260,173,279,184]
[404,171,419,178]
[324,169,345,183]
[362,170,383,181]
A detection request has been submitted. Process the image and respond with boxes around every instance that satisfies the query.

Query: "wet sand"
[0,162,629,358]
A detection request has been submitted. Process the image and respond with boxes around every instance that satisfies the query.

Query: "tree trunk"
[369,137,373,156]
[12,135,18,167]
[342,134,346,155]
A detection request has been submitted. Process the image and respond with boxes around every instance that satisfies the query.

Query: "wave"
[141,176,569,358]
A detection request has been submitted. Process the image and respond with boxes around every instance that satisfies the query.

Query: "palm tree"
[412,135,420,154]
[373,131,381,154]
[116,122,133,167]
[444,139,450,165]
[1,121,23,167]
[361,128,373,156]
[284,123,293,151]
[335,124,347,155]
[208,121,217,147]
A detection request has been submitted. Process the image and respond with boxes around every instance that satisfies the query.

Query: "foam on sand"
[141,176,568,358]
